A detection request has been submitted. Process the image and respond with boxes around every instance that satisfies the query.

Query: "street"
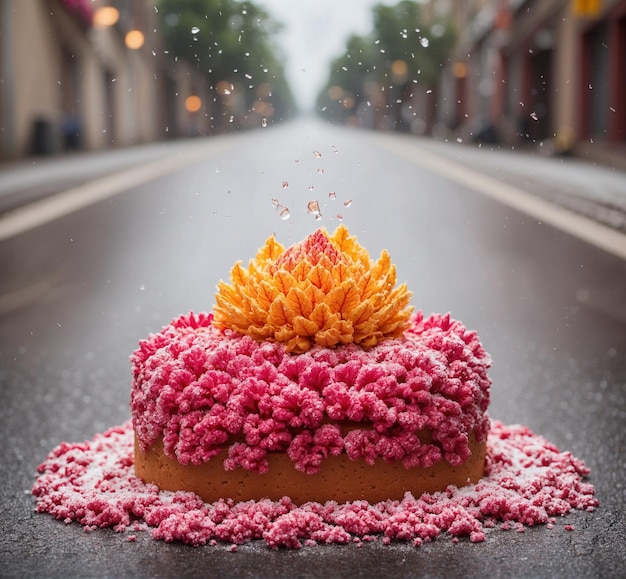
[1,118,625,578]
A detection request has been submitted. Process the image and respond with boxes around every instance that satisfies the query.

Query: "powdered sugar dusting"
[32,420,597,549]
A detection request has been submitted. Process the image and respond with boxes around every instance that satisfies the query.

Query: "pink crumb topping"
[32,420,598,549]
[130,311,491,473]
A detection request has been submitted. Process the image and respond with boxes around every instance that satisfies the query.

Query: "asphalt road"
[1,118,625,578]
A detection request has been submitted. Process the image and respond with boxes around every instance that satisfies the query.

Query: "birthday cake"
[131,226,491,504]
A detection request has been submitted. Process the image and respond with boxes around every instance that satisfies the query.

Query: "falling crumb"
[32,420,597,549]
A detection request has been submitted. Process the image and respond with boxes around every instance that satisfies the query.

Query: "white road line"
[375,135,626,262]
[0,140,233,242]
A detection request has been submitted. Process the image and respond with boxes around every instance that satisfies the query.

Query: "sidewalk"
[0,140,184,215]
[405,135,626,235]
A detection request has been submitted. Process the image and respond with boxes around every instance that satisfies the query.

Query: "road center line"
[0,140,233,242]
[374,134,626,262]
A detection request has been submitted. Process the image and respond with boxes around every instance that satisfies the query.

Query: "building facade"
[438,0,626,168]
[0,0,211,160]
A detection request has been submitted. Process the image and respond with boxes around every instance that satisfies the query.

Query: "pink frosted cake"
[131,226,491,504]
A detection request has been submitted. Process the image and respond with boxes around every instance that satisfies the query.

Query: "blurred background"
[1,3,626,576]
[1,0,624,169]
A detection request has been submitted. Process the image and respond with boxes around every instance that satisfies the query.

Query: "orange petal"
[286,286,314,318]
[268,296,293,326]
[325,282,360,315]
[274,271,297,294]
[310,302,337,330]
[292,315,319,336]
[307,264,334,293]
[256,280,279,310]
[230,262,247,287]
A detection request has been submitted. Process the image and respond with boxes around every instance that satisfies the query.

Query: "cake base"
[134,434,487,504]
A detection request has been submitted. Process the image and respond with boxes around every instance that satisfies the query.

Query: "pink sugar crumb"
[32,419,598,549]
[130,312,492,474]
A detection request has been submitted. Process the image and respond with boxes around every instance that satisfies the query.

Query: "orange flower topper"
[213,225,413,353]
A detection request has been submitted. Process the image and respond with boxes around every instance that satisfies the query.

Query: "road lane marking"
[0,140,233,242]
[374,135,626,262]
[0,276,62,315]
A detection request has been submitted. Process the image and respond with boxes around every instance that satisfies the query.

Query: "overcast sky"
[256,0,396,110]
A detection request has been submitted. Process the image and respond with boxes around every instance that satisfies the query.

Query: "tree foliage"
[317,0,456,130]
[157,0,295,129]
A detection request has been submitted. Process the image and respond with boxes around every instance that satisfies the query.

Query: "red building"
[438,0,626,169]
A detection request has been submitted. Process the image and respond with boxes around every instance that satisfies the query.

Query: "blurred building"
[0,0,211,160]
[437,0,626,168]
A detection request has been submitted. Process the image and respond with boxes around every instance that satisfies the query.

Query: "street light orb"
[93,6,119,28]
[125,30,145,50]
[453,61,467,79]
[185,95,202,113]
[391,60,408,79]
[328,85,343,100]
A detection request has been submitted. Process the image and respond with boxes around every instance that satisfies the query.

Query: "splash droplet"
[317,168,325,174]
[282,181,289,189]
[279,207,290,220]
[191,26,200,34]
[308,185,315,191]
[530,111,539,121]
[332,145,339,154]
[272,198,280,207]
[328,191,337,200]
[343,199,353,208]
[313,150,322,158]
[336,213,343,221]
[261,118,267,127]
[307,200,321,215]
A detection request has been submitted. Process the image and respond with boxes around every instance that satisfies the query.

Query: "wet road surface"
[1,119,625,578]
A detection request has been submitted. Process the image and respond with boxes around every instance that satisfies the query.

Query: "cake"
[131,226,491,504]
